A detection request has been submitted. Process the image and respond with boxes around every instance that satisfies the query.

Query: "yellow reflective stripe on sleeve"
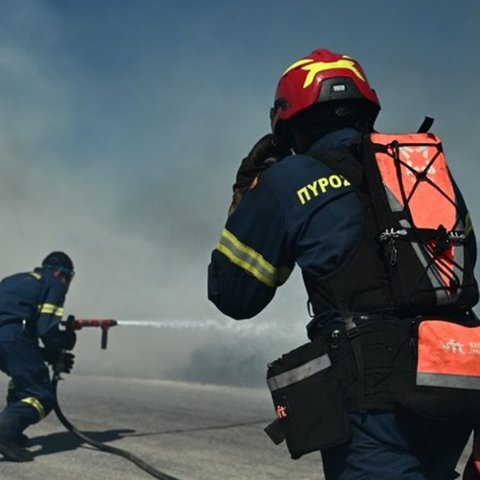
[30,272,41,280]
[21,397,45,419]
[216,229,291,287]
[216,242,274,287]
[38,304,64,317]
[218,229,276,287]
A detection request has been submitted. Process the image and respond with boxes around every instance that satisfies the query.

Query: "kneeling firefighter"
[0,252,76,462]
[208,48,480,480]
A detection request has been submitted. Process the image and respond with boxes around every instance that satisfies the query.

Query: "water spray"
[63,315,279,349]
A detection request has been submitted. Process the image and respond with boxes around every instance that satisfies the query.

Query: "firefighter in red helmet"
[208,48,478,479]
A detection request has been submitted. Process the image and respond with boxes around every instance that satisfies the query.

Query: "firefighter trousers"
[320,410,472,480]
[0,325,54,441]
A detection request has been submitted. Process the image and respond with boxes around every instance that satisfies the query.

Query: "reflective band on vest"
[267,353,331,392]
[416,320,480,390]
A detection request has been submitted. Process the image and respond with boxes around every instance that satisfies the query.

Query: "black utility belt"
[308,311,401,340]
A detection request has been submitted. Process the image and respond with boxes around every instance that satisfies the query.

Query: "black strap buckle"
[346,324,360,339]
[264,419,285,445]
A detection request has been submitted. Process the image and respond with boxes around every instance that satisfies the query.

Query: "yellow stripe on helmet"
[282,58,314,76]
[301,57,365,89]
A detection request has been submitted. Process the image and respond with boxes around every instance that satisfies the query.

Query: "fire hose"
[52,316,182,480]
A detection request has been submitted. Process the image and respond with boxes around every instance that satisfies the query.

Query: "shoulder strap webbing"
[308,147,363,186]
[417,116,434,133]
[307,146,369,410]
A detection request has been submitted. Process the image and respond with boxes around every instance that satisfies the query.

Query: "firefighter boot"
[0,435,33,462]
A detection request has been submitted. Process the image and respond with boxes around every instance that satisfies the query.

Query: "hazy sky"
[0,1,479,383]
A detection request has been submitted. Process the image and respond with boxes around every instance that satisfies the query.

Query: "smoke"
[0,1,478,386]
[71,311,308,387]
[0,1,309,387]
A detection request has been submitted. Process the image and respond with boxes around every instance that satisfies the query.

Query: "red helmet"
[270,49,380,136]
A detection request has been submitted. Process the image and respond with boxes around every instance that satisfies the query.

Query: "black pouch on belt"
[265,338,351,459]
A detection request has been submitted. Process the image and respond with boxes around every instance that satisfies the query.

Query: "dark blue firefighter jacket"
[0,269,68,348]
[208,128,477,330]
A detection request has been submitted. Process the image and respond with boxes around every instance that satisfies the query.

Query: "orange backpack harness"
[305,129,479,411]
[369,132,477,312]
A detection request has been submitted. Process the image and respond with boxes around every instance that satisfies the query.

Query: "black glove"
[62,314,77,351]
[40,347,60,365]
[229,134,290,215]
[41,349,75,374]
[42,324,76,352]
[233,134,291,192]
[57,352,75,374]
[63,329,77,351]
